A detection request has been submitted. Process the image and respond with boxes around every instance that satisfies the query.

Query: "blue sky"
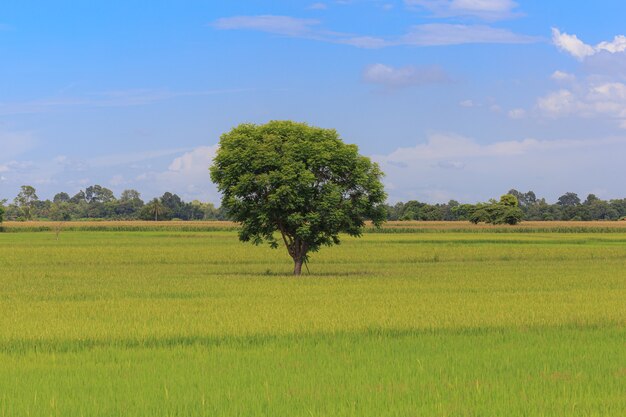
[2,0,626,204]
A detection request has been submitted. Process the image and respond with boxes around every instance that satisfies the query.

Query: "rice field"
[0,224,625,416]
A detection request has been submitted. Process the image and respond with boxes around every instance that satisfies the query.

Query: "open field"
[0,225,625,416]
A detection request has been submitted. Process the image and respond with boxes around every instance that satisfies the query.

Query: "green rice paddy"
[1,227,625,416]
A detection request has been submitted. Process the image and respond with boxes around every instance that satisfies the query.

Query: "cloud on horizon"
[3,133,626,206]
[373,133,626,203]
[134,146,220,203]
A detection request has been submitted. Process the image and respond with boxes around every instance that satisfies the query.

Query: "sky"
[2,0,626,205]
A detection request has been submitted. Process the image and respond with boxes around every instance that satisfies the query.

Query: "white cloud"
[136,146,220,202]
[0,161,33,173]
[552,28,595,60]
[340,36,389,48]
[551,70,576,83]
[0,145,213,201]
[459,99,476,107]
[88,148,192,168]
[537,83,626,127]
[597,36,626,54]
[529,32,626,129]
[308,2,328,10]
[552,28,626,60]
[213,15,538,48]
[362,63,450,88]
[399,23,537,46]
[405,0,520,20]
[375,133,594,161]
[373,133,626,203]
[508,108,526,119]
[167,146,217,174]
[212,15,320,37]
[536,89,580,116]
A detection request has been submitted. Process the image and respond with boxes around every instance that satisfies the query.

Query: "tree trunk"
[293,258,303,276]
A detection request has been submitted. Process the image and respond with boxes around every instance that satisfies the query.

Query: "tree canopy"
[210,121,387,275]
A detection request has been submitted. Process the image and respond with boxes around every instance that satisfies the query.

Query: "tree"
[85,185,115,203]
[508,189,537,207]
[70,190,86,204]
[557,192,582,220]
[583,194,599,205]
[492,195,524,225]
[120,189,142,202]
[116,189,144,219]
[189,200,221,220]
[142,198,167,221]
[557,192,580,207]
[160,192,183,219]
[14,185,39,220]
[49,202,72,221]
[211,121,387,275]
[469,194,523,225]
[0,200,5,224]
[53,192,71,204]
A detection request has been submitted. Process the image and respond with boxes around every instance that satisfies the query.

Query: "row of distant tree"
[0,185,228,222]
[385,190,626,222]
[1,186,625,223]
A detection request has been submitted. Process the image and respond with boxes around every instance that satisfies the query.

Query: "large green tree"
[210,121,387,275]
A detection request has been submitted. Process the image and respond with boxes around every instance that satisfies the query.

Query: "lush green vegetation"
[387,189,626,222]
[3,185,626,223]
[211,120,386,274]
[1,226,624,416]
[1,186,228,222]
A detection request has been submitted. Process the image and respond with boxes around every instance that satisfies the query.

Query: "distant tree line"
[0,185,229,222]
[1,186,626,223]
[384,189,626,222]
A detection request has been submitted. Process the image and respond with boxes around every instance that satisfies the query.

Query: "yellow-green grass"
[0,230,625,416]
